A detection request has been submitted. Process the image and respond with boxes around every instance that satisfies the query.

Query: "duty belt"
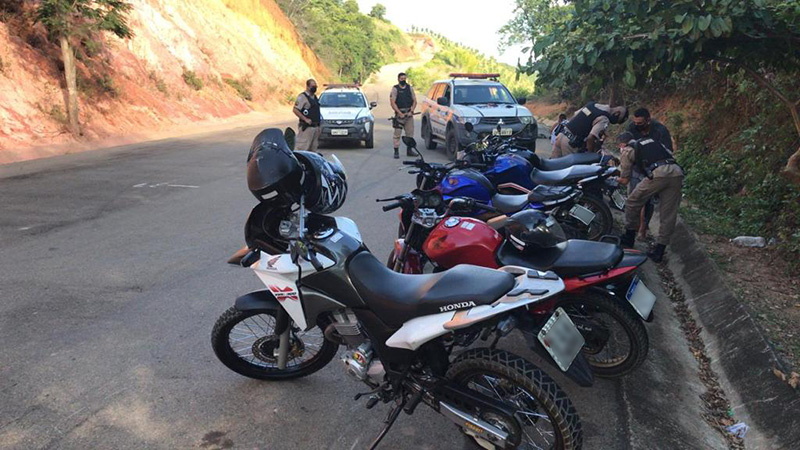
[647,159,677,171]
[562,127,577,142]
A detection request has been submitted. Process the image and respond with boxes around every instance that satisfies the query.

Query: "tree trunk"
[59,35,80,136]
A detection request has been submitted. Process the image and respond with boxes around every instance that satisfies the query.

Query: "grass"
[182,69,203,91]
[223,77,253,101]
[48,104,67,125]
[149,71,168,95]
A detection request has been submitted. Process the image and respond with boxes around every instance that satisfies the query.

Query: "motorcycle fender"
[235,290,281,313]
[586,286,653,322]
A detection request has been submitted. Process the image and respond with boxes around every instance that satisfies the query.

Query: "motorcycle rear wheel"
[448,348,583,450]
[556,293,649,378]
[558,195,613,241]
[211,307,337,380]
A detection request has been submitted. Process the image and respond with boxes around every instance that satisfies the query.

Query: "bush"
[223,77,252,101]
[97,74,119,97]
[149,71,168,95]
[182,69,202,91]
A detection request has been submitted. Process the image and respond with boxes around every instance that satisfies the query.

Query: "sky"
[355,0,527,65]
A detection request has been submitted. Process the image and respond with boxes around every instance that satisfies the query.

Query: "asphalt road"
[0,79,725,449]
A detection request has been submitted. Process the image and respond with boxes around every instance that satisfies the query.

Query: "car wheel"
[423,118,437,150]
[365,129,374,148]
[445,126,458,161]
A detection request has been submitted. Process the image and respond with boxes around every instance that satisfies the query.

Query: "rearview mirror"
[437,96,449,107]
[464,122,474,133]
[283,127,296,151]
[402,136,418,149]
[369,101,377,109]
[516,97,527,105]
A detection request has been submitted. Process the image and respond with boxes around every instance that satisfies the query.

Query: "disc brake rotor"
[252,333,305,363]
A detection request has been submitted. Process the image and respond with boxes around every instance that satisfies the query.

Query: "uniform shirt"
[390,85,416,110]
[568,103,611,140]
[620,145,684,179]
[294,91,315,113]
[626,119,673,151]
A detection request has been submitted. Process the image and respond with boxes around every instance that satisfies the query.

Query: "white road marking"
[166,184,199,189]
[18,226,33,231]
[133,183,199,189]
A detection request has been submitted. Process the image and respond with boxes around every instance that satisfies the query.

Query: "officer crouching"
[616,132,684,263]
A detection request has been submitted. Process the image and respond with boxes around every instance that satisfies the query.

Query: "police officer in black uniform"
[552,102,628,157]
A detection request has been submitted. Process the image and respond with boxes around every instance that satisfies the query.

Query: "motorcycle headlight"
[356,116,370,124]
[520,116,534,124]
[457,116,480,125]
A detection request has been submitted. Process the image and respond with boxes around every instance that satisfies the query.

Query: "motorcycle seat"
[492,193,530,214]
[496,240,624,277]
[537,153,602,171]
[528,185,577,204]
[530,165,605,186]
[348,251,515,327]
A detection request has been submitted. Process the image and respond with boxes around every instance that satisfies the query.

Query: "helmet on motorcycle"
[503,210,566,252]
[247,128,303,203]
[295,151,348,214]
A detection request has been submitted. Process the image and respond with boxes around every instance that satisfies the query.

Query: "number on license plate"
[492,128,513,136]
[569,204,596,226]
[331,129,348,136]
[626,276,657,319]
[537,307,586,372]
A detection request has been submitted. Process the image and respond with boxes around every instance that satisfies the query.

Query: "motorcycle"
[214,154,586,448]
[384,189,655,378]
[402,136,608,241]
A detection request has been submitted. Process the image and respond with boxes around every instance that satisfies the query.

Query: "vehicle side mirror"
[402,136,418,149]
[369,101,377,109]
[516,97,527,106]
[437,96,449,107]
[464,122,474,133]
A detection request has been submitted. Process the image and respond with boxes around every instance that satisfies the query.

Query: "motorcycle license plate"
[611,189,626,210]
[626,276,657,319]
[537,308,586,372]
[331,129,348,136]
[492,128,513,136]
[569,204,595,226]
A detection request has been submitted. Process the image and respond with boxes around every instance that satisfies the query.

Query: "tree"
[369,3,386,20]
[504,0,800,182]
[36,0,133,136]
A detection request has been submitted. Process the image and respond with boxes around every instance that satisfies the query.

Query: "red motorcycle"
[381,190,656,377]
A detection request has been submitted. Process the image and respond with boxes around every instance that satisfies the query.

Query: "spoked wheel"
[556,294,648,378]
[448,348,583,450]
[557,195,613,241]
[211,307,337,380]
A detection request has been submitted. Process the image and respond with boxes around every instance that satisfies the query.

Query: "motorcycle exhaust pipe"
[439,401,511,449]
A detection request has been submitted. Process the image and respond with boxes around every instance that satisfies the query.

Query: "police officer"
[293,79,321,151]
[552,102,628,158]
[617,132,684,263]
[390,72,417,159]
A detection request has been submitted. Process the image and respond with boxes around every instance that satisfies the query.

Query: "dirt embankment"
[0,0,329,164]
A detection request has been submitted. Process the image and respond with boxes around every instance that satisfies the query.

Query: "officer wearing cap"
[552,102,628,158]
[293,79,321,151]
[617,132,684,263]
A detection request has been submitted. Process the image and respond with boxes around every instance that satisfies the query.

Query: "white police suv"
[319,84,377,148]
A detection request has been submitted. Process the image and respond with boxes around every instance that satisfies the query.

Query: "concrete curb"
[667,219,800,449]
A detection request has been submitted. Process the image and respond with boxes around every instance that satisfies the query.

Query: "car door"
[430,83,451,138]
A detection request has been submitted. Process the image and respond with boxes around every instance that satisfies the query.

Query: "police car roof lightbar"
[449,73,501,80]
[323,83,362,89]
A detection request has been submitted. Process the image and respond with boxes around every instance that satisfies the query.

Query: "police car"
[319,84,377,148]
[419,74,538,159]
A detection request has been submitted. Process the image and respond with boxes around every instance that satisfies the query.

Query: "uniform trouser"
[393,114,414,148]
[551,133,579,158]
[296,125,321,151]
[625,175,683,246]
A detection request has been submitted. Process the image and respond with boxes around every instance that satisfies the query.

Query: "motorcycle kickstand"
[367,398,405,450]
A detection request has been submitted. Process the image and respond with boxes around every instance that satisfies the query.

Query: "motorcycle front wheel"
[448,348,583,450]
[211,307,338,380]
[556,293,649,378]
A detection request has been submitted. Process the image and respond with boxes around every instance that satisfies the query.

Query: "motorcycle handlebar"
[382,202,404,212]
[402,160,419,166]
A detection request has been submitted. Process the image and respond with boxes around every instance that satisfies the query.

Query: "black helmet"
[504,210,566,252]
[609,106,629,124]
[247,128,303,203]
[295,151,347,214]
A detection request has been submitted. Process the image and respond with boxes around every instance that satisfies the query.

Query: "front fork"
[392,222,417,272]
[275,307,292,370]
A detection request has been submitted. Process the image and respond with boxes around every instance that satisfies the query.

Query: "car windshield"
[453,85,515,105]
[320,92,366,108]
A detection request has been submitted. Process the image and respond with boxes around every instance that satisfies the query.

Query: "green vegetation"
[182,69,203,91]
[224,77,253,101]
[35,0,133,135]
[405,30,536,100]
[276,0,411,82]
[369,3,386,20]
[149,71,168,95]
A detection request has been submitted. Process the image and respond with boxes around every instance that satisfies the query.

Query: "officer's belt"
[647,159,677,171]
[562,127,576,141]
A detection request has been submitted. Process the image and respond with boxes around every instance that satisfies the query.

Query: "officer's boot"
[648,244,666,263]
[393,148,399,159]
[619,229,636,248]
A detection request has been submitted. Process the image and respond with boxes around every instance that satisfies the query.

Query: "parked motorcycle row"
[211,127,660,450]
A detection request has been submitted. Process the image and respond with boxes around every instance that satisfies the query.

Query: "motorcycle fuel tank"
[436,169,495,204]
[484,153,535,191]
[423,217,503,269]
